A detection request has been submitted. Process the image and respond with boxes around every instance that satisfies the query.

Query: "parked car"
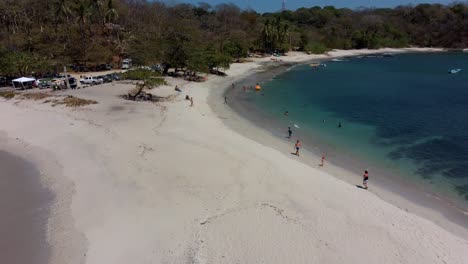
[80,76,103,85]
[121,59,132,69]
[108,73,121,81]
[150,64,163,72]
[37,78,53,88]
[95,64,113,71]
[98,75,113,83]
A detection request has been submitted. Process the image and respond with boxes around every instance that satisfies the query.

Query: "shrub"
[120,69,161,80]
[305,42,329,54]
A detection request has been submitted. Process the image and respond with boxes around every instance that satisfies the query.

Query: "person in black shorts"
[288,127,292,139]
[363,170,369,189]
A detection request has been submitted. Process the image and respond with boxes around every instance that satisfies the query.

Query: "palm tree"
[76,1,91,36]
[75,1,92,59]
[90,0,104,24]
[53,0,72,32]
[105,0,118,23]
[262,19,273,51]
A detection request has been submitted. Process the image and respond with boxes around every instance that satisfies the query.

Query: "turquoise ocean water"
[242,53,468,206]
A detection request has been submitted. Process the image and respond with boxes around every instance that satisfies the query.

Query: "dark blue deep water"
[249,53,468,204]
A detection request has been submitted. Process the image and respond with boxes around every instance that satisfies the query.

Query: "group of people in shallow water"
[236,82,370,190]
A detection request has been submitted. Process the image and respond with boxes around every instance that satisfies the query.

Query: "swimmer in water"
[284,111,289,116]
[338,121,342,128]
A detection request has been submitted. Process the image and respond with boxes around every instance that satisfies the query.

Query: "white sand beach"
[1,48,467,264]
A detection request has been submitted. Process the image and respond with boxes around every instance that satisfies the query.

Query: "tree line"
[0,0,466,76]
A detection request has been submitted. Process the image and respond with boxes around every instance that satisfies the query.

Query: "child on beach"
[190,97,194,107]
[294,140,301,156]
[363,170,369,189]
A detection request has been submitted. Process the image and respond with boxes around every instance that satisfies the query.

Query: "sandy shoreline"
[219,53,468,237]
[1,48,468,264]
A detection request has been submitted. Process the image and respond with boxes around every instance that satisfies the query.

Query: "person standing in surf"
[294,140,301,156]
[321,154,325,167]
[363,170,369,189]
[287,127,292,139]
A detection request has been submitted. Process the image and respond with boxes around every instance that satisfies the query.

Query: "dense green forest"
[0,0,466,76]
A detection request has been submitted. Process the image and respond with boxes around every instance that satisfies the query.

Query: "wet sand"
[0,150,53,264]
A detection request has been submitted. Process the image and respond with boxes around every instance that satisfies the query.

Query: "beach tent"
[12,77,36,89]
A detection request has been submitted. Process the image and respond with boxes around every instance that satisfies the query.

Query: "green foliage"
[0,91,18,99]
[304,42,328,54]
[0,1,465,78]
[120,69,161,80]
[0,49,53,76]
[143,78,167,89]
[261,17,290,52]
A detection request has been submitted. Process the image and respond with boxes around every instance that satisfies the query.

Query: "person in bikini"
[294,140,301,156]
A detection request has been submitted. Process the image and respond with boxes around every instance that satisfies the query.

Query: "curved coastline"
[0,149,52,264]
[0,134,87,264]
[209,50,468,239]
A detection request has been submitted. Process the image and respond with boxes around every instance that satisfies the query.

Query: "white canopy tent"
[12,77,36,89]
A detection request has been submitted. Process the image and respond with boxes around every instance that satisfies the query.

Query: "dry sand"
[0,48,467,264]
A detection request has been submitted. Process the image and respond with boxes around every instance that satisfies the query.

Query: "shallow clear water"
[248,53,468,204]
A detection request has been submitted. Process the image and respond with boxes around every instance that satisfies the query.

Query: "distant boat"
[448,69,462,74]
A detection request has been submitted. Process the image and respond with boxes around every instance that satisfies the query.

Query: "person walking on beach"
[288,127,292,139]
[224,96,228,104]
[321,154,325,167]
[294,140,301,156]
[190,97,194,107]
[363,170,369,189]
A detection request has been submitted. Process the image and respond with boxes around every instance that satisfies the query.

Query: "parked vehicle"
[37,78,53,88]
[80,76,103,85]
[108,73,121,81]
[73,65,89,72]
[122,59,132,69]
[150,64,163,72]
[98,75,113,83]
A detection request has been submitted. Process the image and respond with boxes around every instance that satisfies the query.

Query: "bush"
[0,91,18,99]
[305,42,329,54]
[120,69,161,81]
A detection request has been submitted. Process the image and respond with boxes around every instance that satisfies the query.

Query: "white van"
[122,59,132,69]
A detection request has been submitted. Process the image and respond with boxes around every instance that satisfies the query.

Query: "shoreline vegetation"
[0,1,467,78]
[1,48,467,263]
